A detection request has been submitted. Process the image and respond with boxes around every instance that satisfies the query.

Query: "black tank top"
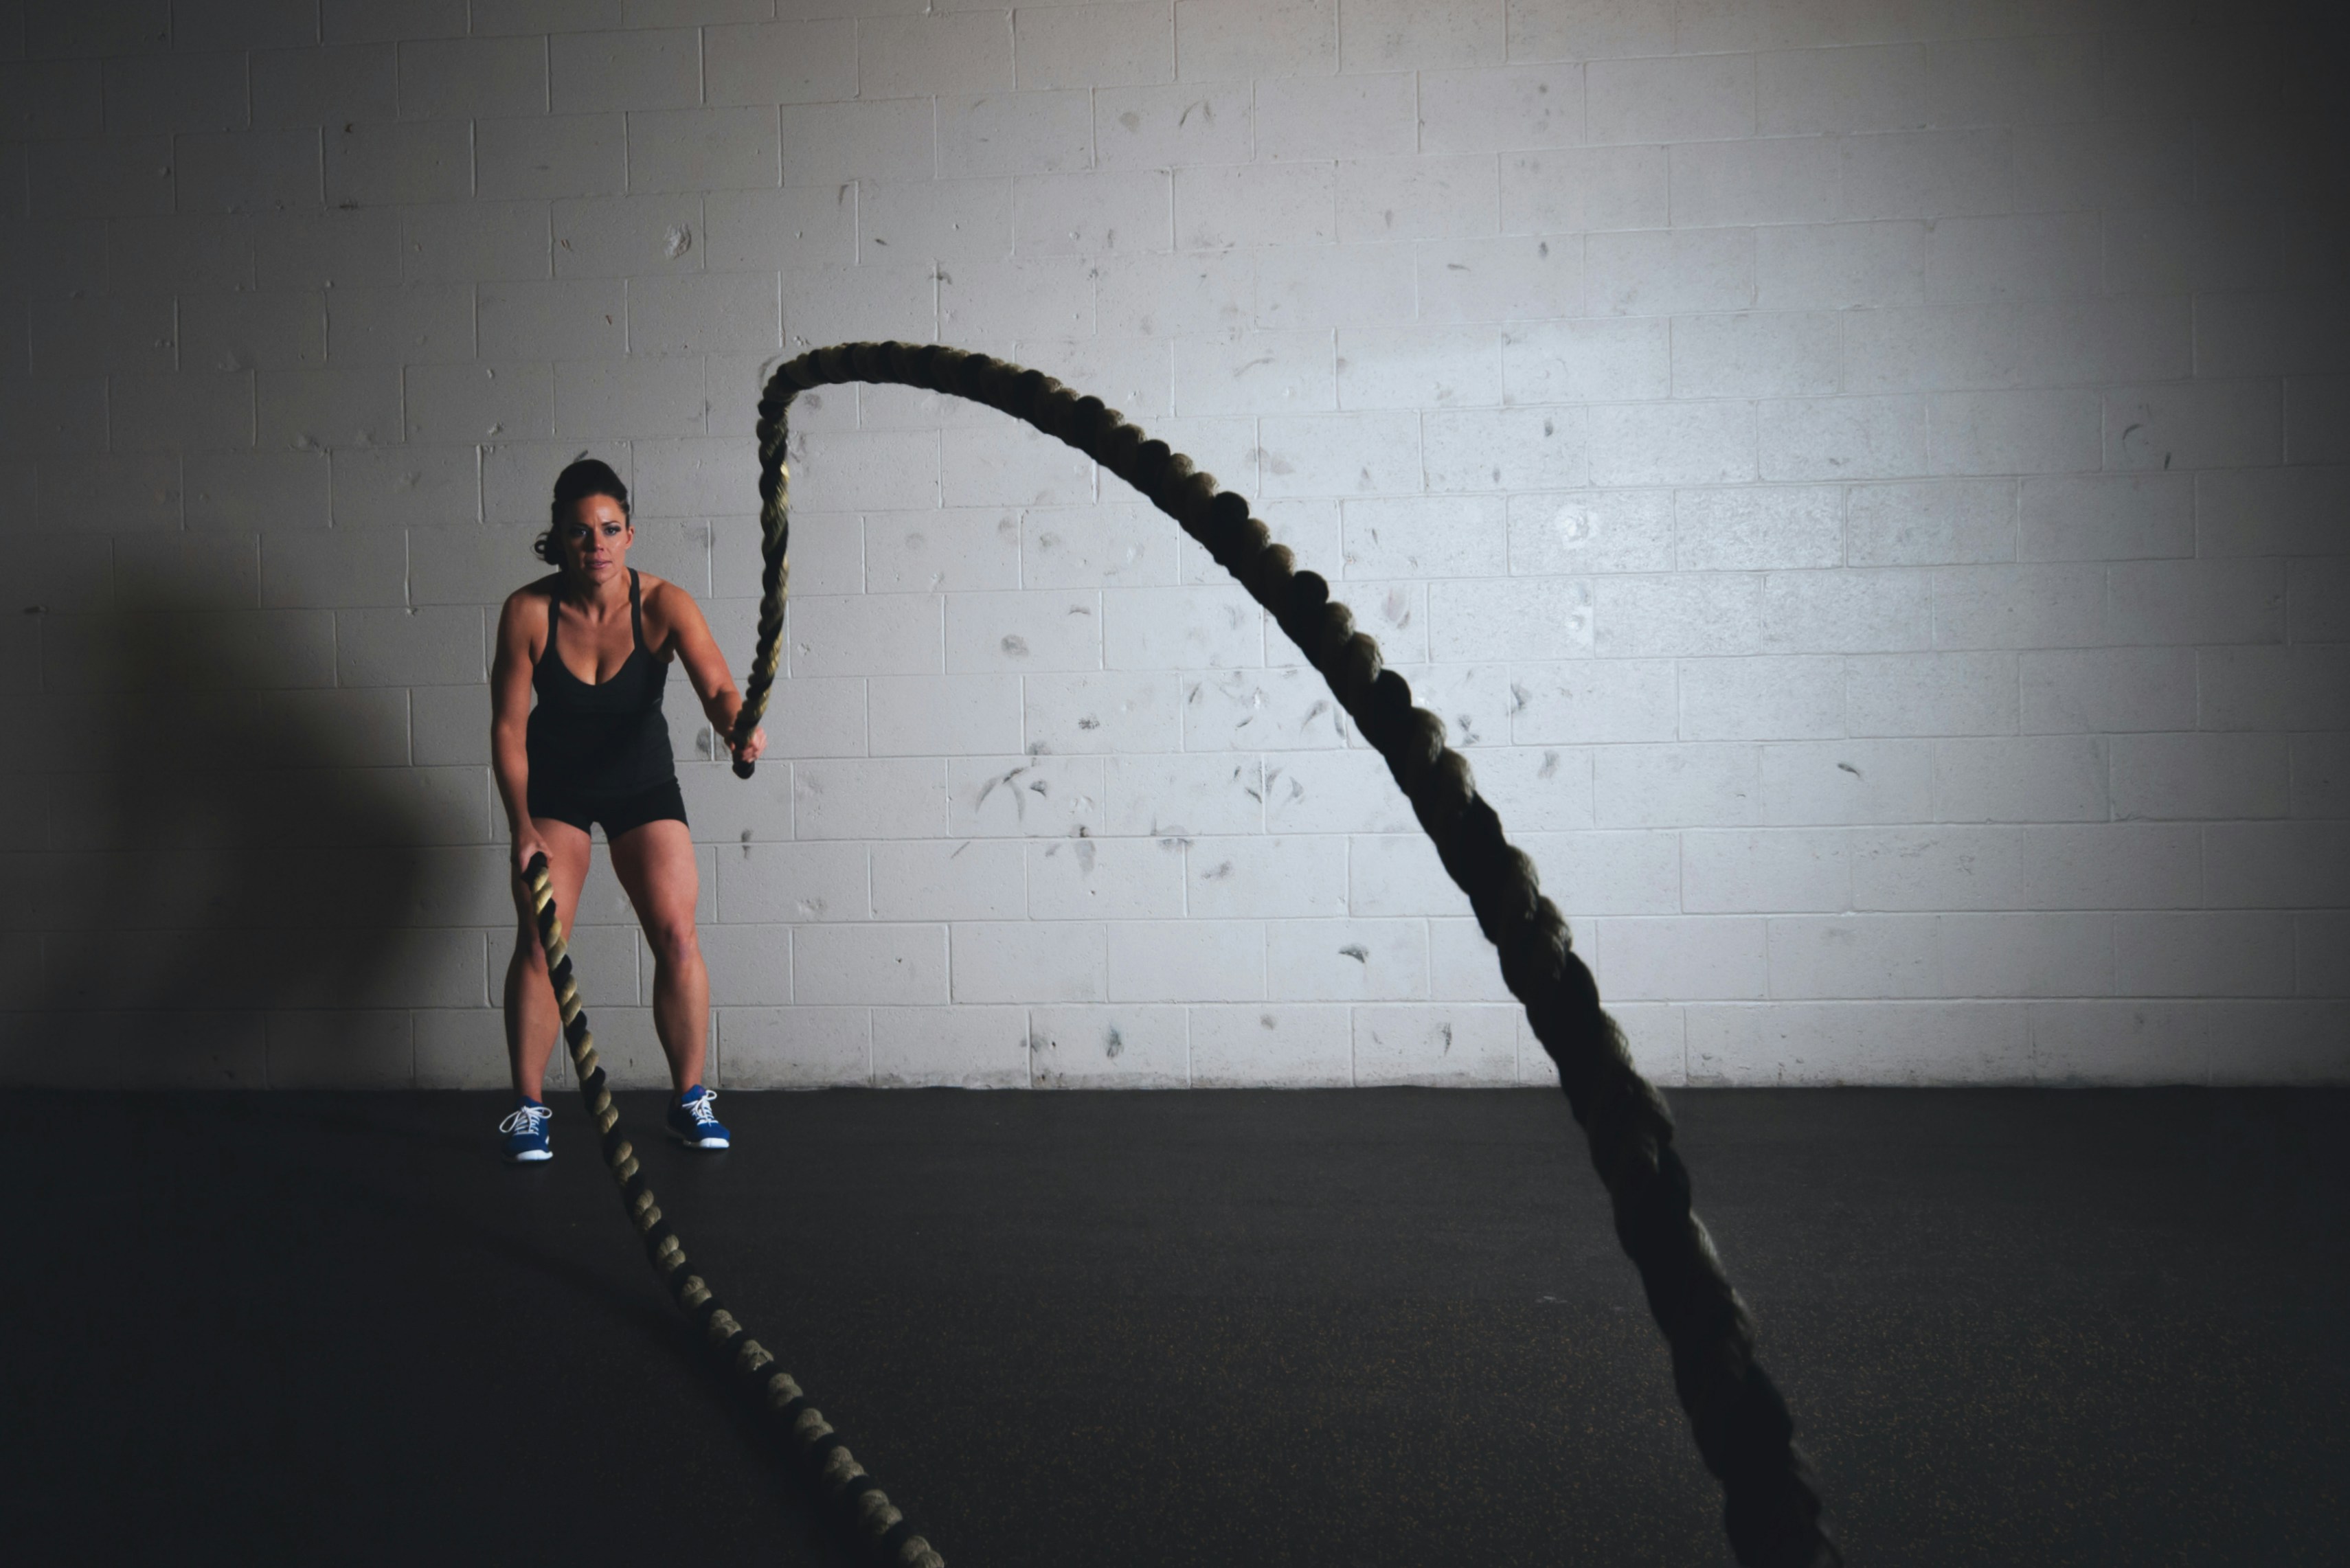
[526,569,676,795]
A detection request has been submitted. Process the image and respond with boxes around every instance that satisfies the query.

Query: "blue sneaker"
[499,1099,552,1163]
[668,1085,730,1150]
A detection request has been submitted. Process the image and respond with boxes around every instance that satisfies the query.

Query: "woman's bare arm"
[651,580,767,764]
[490,587,545,862]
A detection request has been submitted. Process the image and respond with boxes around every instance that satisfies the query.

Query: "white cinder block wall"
[3,0,2345,1091]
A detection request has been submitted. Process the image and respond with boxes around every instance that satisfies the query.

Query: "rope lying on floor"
[522,854,945,1568]
[722,343,1840,1568]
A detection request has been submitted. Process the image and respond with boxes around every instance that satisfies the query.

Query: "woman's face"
[556,495,631,583]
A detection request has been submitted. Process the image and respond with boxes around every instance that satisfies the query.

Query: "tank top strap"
[545,582,563,656]
[628,568,648,655]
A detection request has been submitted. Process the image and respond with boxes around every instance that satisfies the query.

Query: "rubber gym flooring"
[5,1087,2344,1565]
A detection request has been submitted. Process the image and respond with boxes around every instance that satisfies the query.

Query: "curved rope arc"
[523,854,947,1568]
[721,342,1840,1568]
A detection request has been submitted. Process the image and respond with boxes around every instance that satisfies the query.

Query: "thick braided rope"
[522,854,945,1568]
[725,342,1840,1568]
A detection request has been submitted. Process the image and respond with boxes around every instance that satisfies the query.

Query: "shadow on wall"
[4,587,481,1089]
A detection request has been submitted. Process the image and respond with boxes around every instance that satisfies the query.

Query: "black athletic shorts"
[528,776,689,839]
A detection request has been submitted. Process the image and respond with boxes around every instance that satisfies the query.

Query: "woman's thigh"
[607,817,699,945]
[510,817,595,960]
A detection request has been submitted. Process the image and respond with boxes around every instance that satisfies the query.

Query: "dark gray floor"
[4,1087,2345,1565]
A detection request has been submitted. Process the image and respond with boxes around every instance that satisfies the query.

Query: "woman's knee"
[645,916,700,968]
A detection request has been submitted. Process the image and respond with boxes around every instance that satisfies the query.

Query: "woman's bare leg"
[608,818,707,1094]
[504,819,594,1102]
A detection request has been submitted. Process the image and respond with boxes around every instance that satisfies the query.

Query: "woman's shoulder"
[637,571,701,622]
[506,572,563,604]
[497,573,563,628]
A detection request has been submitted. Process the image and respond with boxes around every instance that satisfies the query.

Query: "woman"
[490,458,767,1163]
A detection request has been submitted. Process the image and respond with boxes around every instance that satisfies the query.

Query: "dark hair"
[534,457,632,565]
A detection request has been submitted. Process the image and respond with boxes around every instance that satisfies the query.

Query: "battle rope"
[714,343,1842,1568]
[523,854,945,1568]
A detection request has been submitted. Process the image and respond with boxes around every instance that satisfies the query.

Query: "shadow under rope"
[16,587,477,1087]
[237,1093,864,1547]
[0,1087,865,1568]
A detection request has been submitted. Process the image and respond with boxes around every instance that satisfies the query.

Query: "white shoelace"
[499,1104,552,1137]
[683,1092,719,1126]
